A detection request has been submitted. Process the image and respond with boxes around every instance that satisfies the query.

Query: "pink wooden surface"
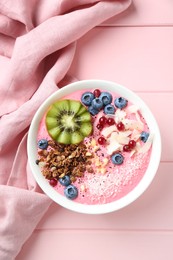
[17,2,173,260]
[103,0,173,26]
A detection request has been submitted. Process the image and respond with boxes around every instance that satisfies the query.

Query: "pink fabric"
[0,1,132,259]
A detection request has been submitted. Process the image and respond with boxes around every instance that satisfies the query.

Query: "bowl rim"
[27,79,162,214]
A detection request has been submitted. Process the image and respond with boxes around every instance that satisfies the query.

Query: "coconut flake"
[130,149,136,157]
[101,125,117,138]
[135,111,144,125]
[122,118,144,131]
[126,105,144,126]
[127,105,139,114]
[115,109,126,124]
[107,140,122,155]
[131,129,141,141]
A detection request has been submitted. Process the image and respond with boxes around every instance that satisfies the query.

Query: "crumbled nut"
[91,139,96,147]
[95,159,101,167]
[93,146,100,152]
[102,158,109,166]
[59,173,65,178]
[37,140,94,182]
[70,176,77,183]
[50,166,57,172]
[80,184,87,192]
[87,166,94,173]
[86,152,92,156]
[100,167,106,174]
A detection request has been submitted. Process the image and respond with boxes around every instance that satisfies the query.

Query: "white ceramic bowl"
[27,80,161,214]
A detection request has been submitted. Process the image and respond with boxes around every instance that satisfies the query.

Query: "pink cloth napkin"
[0,0,131,259]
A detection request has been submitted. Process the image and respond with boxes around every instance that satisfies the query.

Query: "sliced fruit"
[57,131,71,144]
[78,112,91,122]
[46,105,59,117]
[54,99,70,112]
[48,126,61,139]
[46,117,59,129]
[45,99,92,144]
[69,99,81,114]
[77,105,87,116]
[71,131,84,144]
[80,122,92,137]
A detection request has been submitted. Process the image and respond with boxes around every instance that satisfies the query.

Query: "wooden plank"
[36,162,173,231]
[16,230,173,260]
[103,0,173,26]
[69,27,173,92]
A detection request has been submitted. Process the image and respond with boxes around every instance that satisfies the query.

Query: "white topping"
[122,118,144,131]
[131,129,141,141]
[135,111,144,124]
[99,104,152,157]
[114,109,126,124]
[101,125,117,138]
[107,140,122,155]
[127,105,139,114]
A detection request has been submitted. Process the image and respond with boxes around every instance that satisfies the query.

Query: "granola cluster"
[37,140,93,183]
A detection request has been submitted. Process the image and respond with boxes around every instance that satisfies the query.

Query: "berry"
[49,178,57,187]
[140,131,149,143]
[99,116,107,126]
[104,104,115,115]
[64,185,78,200]
[91,98,103,110]
[114,97,128,109]
[98,136,106,145]
[81,92,95,106]
[93,89,101,98]
[129,140,136,149]
[96,123,103,131]
[107,117,115,126]
[117,122,125,131]
[88,105,99,116]
[99,92,112,106]
[111,153,124,165]
[59,175,71,186]
[38,139,48,150]
[123,144,131,152]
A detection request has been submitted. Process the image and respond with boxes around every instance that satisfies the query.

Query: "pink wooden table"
[17,1,173,259]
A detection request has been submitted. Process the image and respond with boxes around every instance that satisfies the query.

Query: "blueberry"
[91,98,103,110]
[37,139,48,150]
[88,105,99,116]
[59,175,71,186]
[140,131,149,143]
[111,153,124,165]
[64,185,78,200]
[104,104,115,114]
[99,92,112,106]
[81,92,95,106]
[114,97,128,109]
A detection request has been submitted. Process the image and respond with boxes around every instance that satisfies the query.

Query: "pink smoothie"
[37,89,152,205]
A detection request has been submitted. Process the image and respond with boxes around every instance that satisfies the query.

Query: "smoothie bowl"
[27,80,161,214]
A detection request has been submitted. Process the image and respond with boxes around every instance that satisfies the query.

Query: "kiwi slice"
[45,99,93,144]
